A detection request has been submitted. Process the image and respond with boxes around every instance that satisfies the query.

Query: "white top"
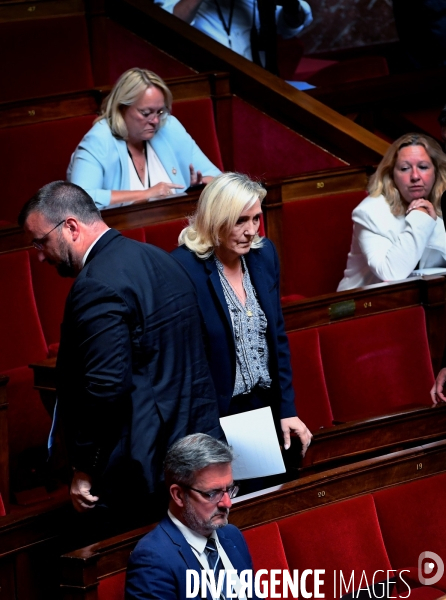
[156,0,312,63]
[338,194,446,291]
[167,510,246,599]
[128,142,173,193]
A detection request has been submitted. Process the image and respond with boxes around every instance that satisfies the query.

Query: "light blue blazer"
[67,117,221,209]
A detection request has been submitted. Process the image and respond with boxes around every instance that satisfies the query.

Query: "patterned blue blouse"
[215,255,272,396]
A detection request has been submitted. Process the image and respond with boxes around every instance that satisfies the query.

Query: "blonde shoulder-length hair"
[179,172,267,259]
[368,132,446,216]
[94,67,173,140]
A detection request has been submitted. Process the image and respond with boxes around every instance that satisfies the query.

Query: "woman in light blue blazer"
[67,68,221,210]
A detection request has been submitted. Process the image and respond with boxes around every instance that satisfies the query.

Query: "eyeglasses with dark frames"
[183,484,239,503]
[32,220,65,251]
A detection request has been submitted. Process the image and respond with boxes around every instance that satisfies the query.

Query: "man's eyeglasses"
[184,484,239,503]
[32,220,65,251]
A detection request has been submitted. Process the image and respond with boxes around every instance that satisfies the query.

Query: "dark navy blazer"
[171,238,296,422]
[125,516,259,600]
[57,230,221,503]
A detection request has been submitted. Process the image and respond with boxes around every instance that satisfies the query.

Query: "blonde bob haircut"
[179,172,266,259]
[94,67,173,140]
[368,132,446,217]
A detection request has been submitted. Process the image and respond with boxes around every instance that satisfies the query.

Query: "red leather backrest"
[0,16,93,102]
[172,99,224,171]
[373,473,446,570]
[0,115,96,224]
[281,191,366,298]
[318,306,434,422]
[277,495,392,598]
[287,328,333,430]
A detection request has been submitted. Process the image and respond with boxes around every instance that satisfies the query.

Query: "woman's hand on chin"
[281,416,313,455]
[406,198,437,220]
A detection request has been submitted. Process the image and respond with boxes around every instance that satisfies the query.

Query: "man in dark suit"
[18,181,221,532]
[126,433,259,600]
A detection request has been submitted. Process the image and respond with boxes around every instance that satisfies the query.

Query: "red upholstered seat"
[0,114,96,224]
[28,251,73,349]
[143,219,188,252]
[0,493,4,517]
[89,17,194,86]
[373,473,446,590]
[281,190,366,298]
[287,328,333,430]
[318,306,434,422]
[172,99,224,171]
[0,251,51,460]
[0,16,93,102]
[277,495,393,600]
[243,522,289,572]
[98,572,126,600]
[230,96,344,179]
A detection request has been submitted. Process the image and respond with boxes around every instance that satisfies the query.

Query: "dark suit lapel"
[160,517,213,600]
[205,257,234,333]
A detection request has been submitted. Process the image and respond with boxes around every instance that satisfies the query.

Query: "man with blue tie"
[126,434,259,600]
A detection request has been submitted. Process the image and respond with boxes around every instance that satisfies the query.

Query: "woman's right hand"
[147,182,184,199]
[406,198,437,220]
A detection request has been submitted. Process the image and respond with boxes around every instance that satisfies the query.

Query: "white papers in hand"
[219,407,285,480]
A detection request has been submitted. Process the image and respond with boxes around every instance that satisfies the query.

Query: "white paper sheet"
[219,407,286,480]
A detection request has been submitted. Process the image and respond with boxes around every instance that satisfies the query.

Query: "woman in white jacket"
[338,133,446,291]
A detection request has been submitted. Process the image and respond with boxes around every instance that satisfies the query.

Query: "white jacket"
[338,194,446,291]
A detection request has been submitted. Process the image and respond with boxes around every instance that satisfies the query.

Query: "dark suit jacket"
[171,239,296,422]
[125,516,259,600]
[56,230,221,502]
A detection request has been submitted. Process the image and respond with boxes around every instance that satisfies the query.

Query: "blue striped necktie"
[205,537,225,599]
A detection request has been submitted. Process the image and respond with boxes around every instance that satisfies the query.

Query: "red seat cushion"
[287,328,333,430]
[281,191,366,298]
[173,99,224,171]
[277,495,392,599]
[0,115,95,224]
[0,16,93,102]
[318,307,434,422]
[143,219,187,253]
[230,96,345,179]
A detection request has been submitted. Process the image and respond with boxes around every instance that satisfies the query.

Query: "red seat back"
[89,17,194,86]
[172,99,224,171]
[0,115,96,224]
[28,251,73,349]
[98,572,126,600]
[281,191,366,298]
[143,219,187,253]
[373,473,446,570]
[318,306,434,422]
[230,97,344,179]
[0,16,93,102]
[287,328,333,430]
[277,495,392,599]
